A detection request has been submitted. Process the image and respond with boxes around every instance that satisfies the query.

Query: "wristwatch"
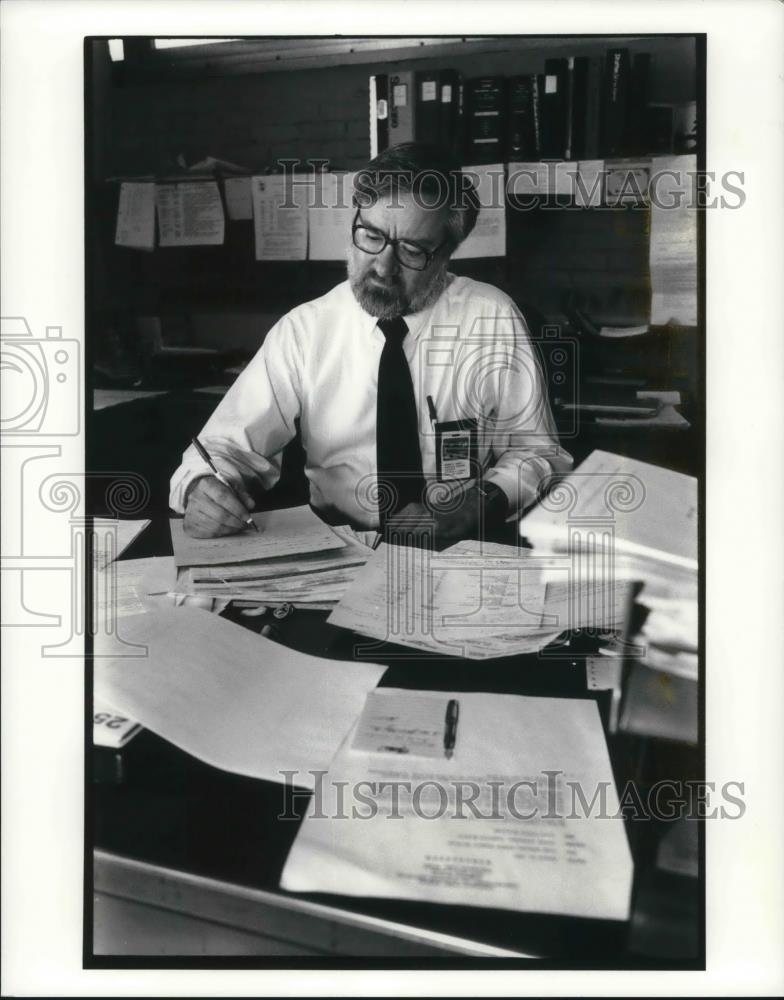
[476,481,508,518]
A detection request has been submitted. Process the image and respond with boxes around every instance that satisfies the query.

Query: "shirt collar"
[345,274,453,342]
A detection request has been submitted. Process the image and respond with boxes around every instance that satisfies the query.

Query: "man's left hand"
[383,483,508,548]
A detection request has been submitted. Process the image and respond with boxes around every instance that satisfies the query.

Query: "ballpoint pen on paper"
[444,698,459,759]
[191,436,258,532]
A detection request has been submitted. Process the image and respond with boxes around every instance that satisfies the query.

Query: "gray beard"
[347,257,449,320]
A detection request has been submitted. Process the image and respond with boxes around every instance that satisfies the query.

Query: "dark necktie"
[376,316,425,524]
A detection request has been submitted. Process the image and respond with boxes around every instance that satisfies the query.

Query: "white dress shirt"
[170,275,573,527]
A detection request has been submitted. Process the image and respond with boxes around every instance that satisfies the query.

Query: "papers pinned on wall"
[507,161,580,200]
[115,182,156,250]
[649,154,698,326]
[156,181,225,246]
[223,176,253,220]
[251,174,309,261]
[308,172,356,261]
[451,164,506,259]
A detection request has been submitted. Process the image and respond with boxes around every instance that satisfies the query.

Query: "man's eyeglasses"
[351,210,444,271]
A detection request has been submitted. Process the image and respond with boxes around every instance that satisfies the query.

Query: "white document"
[649,154,698,326]
[223,176,253,220]
[115,182,156,250]
[519,449,698,570]
[452,164,506,259]
[308,172,356,261]
[92,518,151,569]
[281,688,634,921]
[508,161,579,199]
[156,182,225,246]
[93,607,386,788]
[252,174,309,261]
[169,505,345,567]
[93,555,179,622]
[328,544,561,660]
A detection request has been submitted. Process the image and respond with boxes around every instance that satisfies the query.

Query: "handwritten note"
[352,689,451,758]
[169,504,345,567]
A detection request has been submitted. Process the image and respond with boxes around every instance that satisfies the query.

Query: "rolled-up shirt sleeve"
[479,302,573,515]
[169,316,303,513]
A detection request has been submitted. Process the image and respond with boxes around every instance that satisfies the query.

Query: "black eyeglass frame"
[351,209,446,271]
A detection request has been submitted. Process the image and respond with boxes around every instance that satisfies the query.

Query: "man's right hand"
[183,476,256,538]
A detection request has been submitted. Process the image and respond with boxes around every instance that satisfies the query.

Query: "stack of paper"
[170,506,372,610]
[281,688,634,920]
[636,593,698,681]
[519,450,697,571]
[92,518,151,569]
[328,539,634,660]
[520,450,699,736]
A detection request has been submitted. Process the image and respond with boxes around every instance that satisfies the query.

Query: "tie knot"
[377,316,408,343]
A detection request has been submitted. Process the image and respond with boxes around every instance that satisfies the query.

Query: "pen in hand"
[191,437,258,532]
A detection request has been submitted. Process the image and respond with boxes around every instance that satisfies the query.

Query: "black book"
[627,53,651,155]
[542,58,569,158]
[569,57,591,160]
[415,70,440,143]
[507,75,540,160]
[583,57,602,159]
[600,47,631,156]
[466,76,506,163]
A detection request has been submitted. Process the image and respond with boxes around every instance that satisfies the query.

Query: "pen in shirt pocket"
[191,437,258,532]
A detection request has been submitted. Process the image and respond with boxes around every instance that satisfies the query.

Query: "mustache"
[365,270,402,288]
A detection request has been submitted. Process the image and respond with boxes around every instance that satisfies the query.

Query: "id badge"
[435,419,478,482]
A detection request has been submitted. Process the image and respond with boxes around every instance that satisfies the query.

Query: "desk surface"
[91,516,700,965]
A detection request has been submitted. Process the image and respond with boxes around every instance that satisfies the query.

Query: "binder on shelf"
[438,68,463,159]
[541,58,569,159]
[388,70,415,145]
[583,57,603,160]
[415,70,441,145]
[466,76,506,164]
[627,53,652,156]
[506,75,541,160]
[369,74,389,158]
[569,57,591,161]
[601,47,631,157]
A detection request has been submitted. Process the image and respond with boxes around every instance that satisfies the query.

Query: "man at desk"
[170,143,571,543]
